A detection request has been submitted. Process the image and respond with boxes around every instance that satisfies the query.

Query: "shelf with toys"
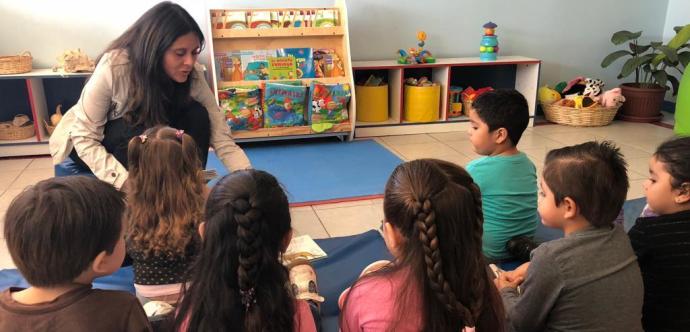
[353,24,539,137]
[208,2,356,143]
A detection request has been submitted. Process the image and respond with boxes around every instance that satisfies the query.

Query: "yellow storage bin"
[404,85,440,122]
[355,85,389,122]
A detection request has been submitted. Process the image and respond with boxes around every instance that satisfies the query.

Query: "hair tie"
[239,287,256,311]
[175,129,184,141]
[138,134,147,143]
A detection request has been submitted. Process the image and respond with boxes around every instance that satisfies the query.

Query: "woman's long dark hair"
[174,170,295,332]
[101,1,204,127]
[341,159,505,332]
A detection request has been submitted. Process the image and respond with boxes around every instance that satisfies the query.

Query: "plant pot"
[618,83,665,122]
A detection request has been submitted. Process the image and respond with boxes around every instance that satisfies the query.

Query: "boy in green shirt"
[466,89,539,261]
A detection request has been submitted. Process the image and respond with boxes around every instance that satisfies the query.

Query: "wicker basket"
[44,119,56,136]
[0,52,32,75]
[0,121,35,140]
[541,102,621,127]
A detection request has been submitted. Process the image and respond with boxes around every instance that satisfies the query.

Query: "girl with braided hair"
[174,170,317,332]
[340,159,504,332]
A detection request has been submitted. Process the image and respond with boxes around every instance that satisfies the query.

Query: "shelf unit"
[0,70,90,157]
[207,0,355,143]
[352,56,541,137]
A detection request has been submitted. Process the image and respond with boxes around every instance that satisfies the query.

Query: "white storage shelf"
[352,56,541,137]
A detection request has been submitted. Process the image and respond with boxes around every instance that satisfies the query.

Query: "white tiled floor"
[0,120,676,269]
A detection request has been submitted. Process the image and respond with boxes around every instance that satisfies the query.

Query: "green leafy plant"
[601,24,690,95]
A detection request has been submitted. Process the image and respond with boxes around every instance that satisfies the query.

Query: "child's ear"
[382,221,404,256]
[198,222,206,239]
[493,128,509,144]
[281,229,294,253]
[562,197,578,220]
[675,183,690,204]
[91,251,111,275]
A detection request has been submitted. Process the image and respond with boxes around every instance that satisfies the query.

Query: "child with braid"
[174,170,317,332]
[340,159,504,332]
[496,142,643,331]
[125,126,205,303]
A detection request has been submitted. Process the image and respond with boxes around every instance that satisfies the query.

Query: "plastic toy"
[397,31,436,64]
[448,86,464,118]
[538,85,562,104]
[479,22,499,61]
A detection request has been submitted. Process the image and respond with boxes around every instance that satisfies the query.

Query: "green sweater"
[467,152,538,260]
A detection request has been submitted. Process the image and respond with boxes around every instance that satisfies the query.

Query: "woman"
[50,2,251,189]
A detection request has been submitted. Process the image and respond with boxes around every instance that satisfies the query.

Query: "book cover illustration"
[241,49,274,80]
[277,48,315,79]
[264,83,307,127]
[218,87,263,131]
[309,82,350,125]
[214,51,244,82]
[268,56,297,80]
[313,49,344,78]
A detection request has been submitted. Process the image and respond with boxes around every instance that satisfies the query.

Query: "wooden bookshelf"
[208,0,355,142]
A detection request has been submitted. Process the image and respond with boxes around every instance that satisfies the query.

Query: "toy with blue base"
[397,31,436,64]
[480,22,499,61]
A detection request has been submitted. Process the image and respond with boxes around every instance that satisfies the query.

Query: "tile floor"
[0,120,677,270]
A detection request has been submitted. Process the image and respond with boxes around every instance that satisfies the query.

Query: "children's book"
[214,51,243,82]
[240,50,274,81]
[264,83,307,127]
[283,235,327,264]
[313,49,344,78]
[309,82,351,125]
[268,56,298,80]
[277,48,315,79]
[218,87,263,131]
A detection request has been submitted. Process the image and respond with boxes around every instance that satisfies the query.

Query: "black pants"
[70,100,211,170]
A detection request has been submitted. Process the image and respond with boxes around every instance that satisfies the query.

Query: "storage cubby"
[352,57,540,137]
[0,70,90,156]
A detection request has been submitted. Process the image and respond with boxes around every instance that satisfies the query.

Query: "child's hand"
[494,273,524,290]
[502,262,530,281]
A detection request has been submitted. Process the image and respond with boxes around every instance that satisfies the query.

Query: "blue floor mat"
[208,139,402,204]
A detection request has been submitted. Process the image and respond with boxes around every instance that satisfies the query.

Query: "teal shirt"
[467,152,539,260]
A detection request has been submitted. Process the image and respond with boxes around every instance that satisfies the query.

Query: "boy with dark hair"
[0,176,151,332]
[496,141,644,332]
[466,89,539,261]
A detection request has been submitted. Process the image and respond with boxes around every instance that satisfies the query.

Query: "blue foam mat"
[208,139,402,203]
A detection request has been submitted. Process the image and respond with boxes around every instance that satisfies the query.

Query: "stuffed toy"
[593,88,626,107]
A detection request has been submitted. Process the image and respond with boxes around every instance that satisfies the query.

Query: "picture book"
[240,50,274,80]
[214,51,243,82]
[283,235,327,264]
[264,83,307,128]
[218,87,263,131]
[277,48,315,79]
[268,56,298,80]
[313,49,344,78]
[309,82,351,125]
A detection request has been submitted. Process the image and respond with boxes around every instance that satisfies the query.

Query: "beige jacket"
[49,50,251,189]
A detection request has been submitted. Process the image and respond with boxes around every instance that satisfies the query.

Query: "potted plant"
[601,25,690,122]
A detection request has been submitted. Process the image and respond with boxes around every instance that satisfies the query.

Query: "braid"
[414,198,475,327]
[466,183,486,321]
[234,197,263,311]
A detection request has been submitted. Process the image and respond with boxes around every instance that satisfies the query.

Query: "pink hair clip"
[138,134,147,143]
[175,129,184,141]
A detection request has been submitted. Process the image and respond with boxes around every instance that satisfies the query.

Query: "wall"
[0,0,669,91]
[663,0,690,42]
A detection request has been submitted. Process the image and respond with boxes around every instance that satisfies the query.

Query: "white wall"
[0,0,669,91]
[663,0,690,42]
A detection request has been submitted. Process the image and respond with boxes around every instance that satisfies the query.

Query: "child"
[125,126,206,304]
[340,159,504,331]
[174,170,317,331]
[628,137,690,331]
[496,141,643,331]
[0,176,151,331]
[466,89,539,262]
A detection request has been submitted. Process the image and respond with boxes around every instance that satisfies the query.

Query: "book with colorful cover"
[218,87,263,131]
[268,56,298,80]
[313,49,344,78]
[240,50,274,80]
[264,83,307,127]
[214,51,244,82]
[309,82,351,125]
[277,48,315,79]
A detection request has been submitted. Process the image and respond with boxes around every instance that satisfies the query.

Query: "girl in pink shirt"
[340,159,505,332]
[174,170,317,332]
